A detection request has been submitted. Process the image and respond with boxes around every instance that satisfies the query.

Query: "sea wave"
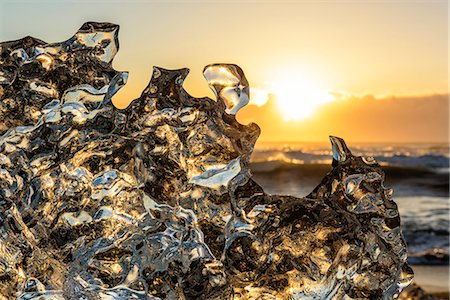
[398,196,449,266]
[251,146,449,169]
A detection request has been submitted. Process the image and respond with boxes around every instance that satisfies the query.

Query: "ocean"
[250,142,449,266]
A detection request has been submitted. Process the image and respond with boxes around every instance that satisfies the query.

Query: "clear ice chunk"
[0,23,414,300]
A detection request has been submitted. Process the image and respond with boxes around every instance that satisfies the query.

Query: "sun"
[271,74,334,121]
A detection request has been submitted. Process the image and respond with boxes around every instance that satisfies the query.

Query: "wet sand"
[413,265,449,298]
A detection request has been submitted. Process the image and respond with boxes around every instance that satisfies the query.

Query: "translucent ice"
[203,64,250,115]
[189,158,242,189]
[0,23,413,299]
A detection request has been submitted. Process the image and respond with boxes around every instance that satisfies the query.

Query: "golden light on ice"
[272,74,334,121]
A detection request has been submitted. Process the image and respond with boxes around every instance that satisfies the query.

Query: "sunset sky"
[0,0,448,143]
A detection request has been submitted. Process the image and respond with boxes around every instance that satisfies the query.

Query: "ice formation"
[0,22,413,299]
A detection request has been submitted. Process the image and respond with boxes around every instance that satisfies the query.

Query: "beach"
[413,265,449,298]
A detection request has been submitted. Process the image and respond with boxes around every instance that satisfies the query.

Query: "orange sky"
[239,93,448,143]
[0,0,448,143]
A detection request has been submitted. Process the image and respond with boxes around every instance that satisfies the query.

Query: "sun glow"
[249,87,270,107]
[272,74,334,121]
